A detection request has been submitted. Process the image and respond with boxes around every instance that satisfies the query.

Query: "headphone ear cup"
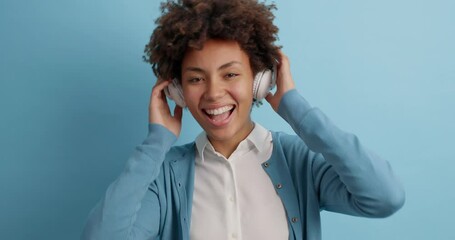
[253,67,276,101]
[164,78,186,107]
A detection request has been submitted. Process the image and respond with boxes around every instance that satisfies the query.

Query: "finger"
[151,80,171,103]
[277,51,290,73]
[160,88,169,105]
[150,80,172,113]
[265,92,274,103]
[152,79,171,93]
[278,50,288,62]
[173,105,183,122]
[275,51,295,92]
[265,92,279,112]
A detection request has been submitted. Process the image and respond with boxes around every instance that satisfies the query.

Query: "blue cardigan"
[82,89,405,240]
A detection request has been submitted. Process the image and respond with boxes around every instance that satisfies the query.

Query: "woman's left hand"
[265,51,296,112]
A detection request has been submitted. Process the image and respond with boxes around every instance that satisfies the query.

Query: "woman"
[82,1,405,239]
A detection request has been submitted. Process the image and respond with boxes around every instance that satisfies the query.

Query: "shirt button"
[291,217,298,223]
[263,162,270,168]
[232,233,238,239]
[229,196,234,202]
[276,183,283,189]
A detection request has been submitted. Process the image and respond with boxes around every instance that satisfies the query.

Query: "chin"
[205,128,236,141]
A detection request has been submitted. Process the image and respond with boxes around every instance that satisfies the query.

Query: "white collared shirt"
[190,123,289,240]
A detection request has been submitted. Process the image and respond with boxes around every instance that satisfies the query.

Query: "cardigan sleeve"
[277,89,405,217]
[81,123,177,239]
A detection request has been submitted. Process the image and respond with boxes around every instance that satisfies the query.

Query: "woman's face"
[181,39,254,152]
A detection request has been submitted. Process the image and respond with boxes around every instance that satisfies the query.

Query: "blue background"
[1,0,454,239]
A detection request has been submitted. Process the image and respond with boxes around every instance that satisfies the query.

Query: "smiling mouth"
[203,105,235,122]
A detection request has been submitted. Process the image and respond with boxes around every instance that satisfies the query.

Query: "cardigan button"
[276,183,283,189]
[263,162,270,168]
[291,217,298,223]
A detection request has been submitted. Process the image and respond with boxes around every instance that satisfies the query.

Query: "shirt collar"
[195,132,209,163]
[195,122,271,163]
[246,123,270,153]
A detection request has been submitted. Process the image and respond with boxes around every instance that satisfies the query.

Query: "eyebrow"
[183,61,242,73]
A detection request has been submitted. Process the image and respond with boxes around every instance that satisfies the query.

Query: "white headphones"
[164,65,277,108]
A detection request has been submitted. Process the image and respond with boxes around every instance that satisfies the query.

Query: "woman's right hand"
[148,79,183,137]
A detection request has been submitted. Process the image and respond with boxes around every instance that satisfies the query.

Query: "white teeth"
[205,105,234,116]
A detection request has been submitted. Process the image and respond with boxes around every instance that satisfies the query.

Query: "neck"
[209,122,254,159]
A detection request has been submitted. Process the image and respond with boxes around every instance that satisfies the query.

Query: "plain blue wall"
[1,0,454,239]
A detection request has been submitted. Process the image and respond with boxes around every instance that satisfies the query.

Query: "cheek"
[231,81,253,102]
[183,93,201,120]
[182,87,201,110]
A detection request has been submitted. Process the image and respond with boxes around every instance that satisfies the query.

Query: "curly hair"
[143,0,281,81]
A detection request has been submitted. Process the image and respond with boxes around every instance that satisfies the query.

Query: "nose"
[204,78,225,101]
